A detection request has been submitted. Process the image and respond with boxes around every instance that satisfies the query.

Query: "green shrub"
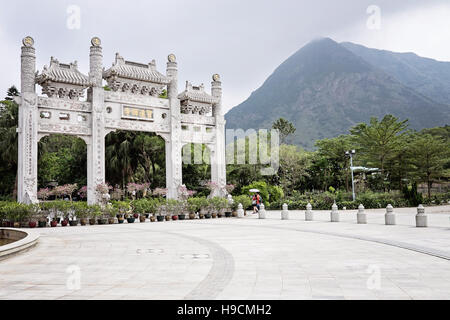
[232,195,252,210]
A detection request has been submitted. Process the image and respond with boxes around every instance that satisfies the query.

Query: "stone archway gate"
[17,36,226,204]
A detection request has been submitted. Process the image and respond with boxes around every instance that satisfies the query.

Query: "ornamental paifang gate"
[17,36,227,204]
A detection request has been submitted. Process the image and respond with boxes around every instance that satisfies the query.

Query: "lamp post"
[345,150,356,201]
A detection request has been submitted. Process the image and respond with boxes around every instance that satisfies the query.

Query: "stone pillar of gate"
[166,54,182,199]
[17,36,38,204]
[210,74,227,197]
[87,37,106,204]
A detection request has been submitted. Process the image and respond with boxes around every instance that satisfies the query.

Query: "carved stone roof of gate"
[103,53,170,85]
[178,81,218,104]
[36,57,90,86]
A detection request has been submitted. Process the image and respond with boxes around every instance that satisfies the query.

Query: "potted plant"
[88,204,101,225]
[166,199,179,221]
[74,202,88,226]
[66,203,78,226]
[155,201,166,222]
[13,203,30,228]
[28,204,40,228]
[113,201,130,224]
[38,202,52,227]
[173,199,185,220]
[187,197,199,220]
[197,197,208,219]
[10,204,21,228]
[210,197,227,218]
[49,201,63,225]
[131,199,146,222]
[59,201,71,227]
[230,197,240,218]
[48,201,62,227]
[139,213,146,223]
[148,198,158,222]
[125,201,136,223]
[177,200,187,220]
[97,206,108,225]
[6,205,17,228]
[204,198,216,219]
[105,205,118,224]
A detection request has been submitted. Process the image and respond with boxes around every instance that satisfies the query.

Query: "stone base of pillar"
[385,213,396,225]
[258,204,267,219]
[281,204,289,220]
[357,213,367,224]
[416,215,428,227]
[331,211,340,222]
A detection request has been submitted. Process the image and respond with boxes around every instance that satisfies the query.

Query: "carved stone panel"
[38,97,92,112]
[104,118,170,133]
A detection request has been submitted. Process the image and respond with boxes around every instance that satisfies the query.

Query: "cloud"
[332,3,450,61]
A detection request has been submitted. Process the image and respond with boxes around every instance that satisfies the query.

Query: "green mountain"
[225,38,450,150]
[341,42,450,106]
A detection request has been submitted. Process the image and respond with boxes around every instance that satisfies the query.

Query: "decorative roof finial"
[168,54,176,63]
[91,36,101,47]
[22,36,34,47]
[212,74,220,82]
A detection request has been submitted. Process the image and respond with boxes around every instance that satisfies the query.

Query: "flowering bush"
[127,183,150,199]
[51,184,78,201]
[153,188,168,198]
[111,186,124,201]
[126,183,139,193]
[78,186,88,200]
[178,185,197,200]
[37,188,51,201]
[225,184,235,194]
[95,183,112,195]
[205,181,218,191]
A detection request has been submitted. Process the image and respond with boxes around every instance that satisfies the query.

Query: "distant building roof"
[178,81,218,104]
[103,53,170,85]
[36,57,90,87]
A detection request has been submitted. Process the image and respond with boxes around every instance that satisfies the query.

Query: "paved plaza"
[1,205,450,300]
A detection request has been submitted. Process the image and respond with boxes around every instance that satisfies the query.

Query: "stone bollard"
[416,204,427,227]
[237,203,245,218]
[281,203,289,220]
[357,204,367,224]
[258,203,267,219]
[330,202,340,222]
[385,204,396,225]
[305,203,314,221]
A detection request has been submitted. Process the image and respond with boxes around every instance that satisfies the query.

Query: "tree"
[5,86,19,101]
[0,86,20,198]
[272,118,296,144]
[408,134,449,198]
[350,115,408,190]
[277,145,311,195]
[314,135,353,191]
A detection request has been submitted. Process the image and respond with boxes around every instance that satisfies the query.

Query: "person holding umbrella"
[249,189,262,214]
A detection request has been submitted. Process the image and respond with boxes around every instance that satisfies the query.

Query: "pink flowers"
[50,184,78,200]
[95,183,112,195]
[205,181,218,191]
[178,185,197,200]
[127,182,150,193]
[78,186,88,199]
[153,188,168,197]
[37,188,51,201]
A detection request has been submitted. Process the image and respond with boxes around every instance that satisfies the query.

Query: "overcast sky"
[1,0,449,113]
